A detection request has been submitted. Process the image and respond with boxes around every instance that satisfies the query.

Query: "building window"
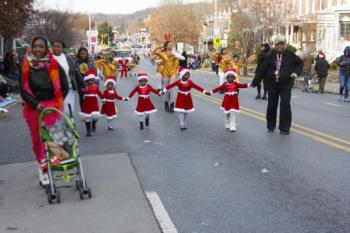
[340,22,350,40]
[340,14,350,40]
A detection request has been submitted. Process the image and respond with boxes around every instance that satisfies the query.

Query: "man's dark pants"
[267,84,292,132]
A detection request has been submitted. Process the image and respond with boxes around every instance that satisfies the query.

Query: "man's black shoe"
[280,130,290,135]
[255,94,262,99]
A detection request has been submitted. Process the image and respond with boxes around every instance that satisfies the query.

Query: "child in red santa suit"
[163,67,207,130]
[79,70,103,136]
[207,68,252,132]
[119,58,129,79]
[126,73,162,129]
[101,77,127,130]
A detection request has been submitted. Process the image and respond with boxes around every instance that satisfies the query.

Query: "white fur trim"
[247,83,251,88]
[138,75,149,81]
[202,90,207,94]
[84,74,97,82]
[178,68,190,79]
[163,88,168,93]
[174,108,195,113]
[134,109,157,115]
[224,71,237,79]
[103,114,118,120]
[79,111,102,118]
[220,107,240,113]
[104,79,116,87]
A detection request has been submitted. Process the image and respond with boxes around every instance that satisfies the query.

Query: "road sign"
[214,36,222,48]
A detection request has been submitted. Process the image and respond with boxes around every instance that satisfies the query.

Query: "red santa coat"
[211,82,249,113]
[101,89,123,119]
[165,80,205,113]
[118,59,129,71]
[80,85,103,117]
[128,84,160,115]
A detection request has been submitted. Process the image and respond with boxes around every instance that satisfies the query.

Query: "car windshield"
[116,51,131,57]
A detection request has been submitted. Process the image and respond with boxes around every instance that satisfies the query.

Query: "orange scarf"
[21,53,64,110]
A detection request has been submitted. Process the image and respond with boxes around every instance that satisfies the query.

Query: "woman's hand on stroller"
[36,103,44,112]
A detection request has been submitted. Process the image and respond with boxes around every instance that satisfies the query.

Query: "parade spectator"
[179,51,188,68]
[20,36,68,185]
[302,48,314,92]
[255,43,271,100]
[314,52,330,94]
[336,46,350,102]
[53,40,85,114]
[76,47,97,105]
[252,35,303,135]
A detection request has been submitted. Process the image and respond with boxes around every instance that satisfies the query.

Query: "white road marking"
[146,191,178,233]
[325,103,342,107]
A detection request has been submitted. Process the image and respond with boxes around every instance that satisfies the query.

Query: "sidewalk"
[196,68,340,94]
[0,153,161,233]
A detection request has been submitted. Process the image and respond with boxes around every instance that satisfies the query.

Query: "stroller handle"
[39,107,80,139]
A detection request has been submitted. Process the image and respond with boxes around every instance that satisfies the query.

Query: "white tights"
[225,112,237,131]
[179,112,188,126]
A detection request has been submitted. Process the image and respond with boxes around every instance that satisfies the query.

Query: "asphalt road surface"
[1,57,350,233]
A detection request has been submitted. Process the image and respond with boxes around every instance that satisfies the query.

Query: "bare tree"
[0,0,35,51]
[24,10,88,48]
[147,2,200,46]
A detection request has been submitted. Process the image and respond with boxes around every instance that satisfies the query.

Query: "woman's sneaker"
[38,166,49,186]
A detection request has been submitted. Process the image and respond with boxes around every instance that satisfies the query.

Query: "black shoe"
[180,126,186,131]
[108,127,114,131]
[85,122,91,137]
[165,102,169,112]
[267,128,274,132]
[255,94,262,99]
[91,120,97,132]
[262,95,267,100]
[139,122,144,130]
[280,130,289,135]
[145,116,150,127]
[169,103,175,112]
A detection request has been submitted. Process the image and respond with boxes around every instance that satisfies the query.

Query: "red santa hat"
[104,76,116,87]
[84,69,97,82]
[178,67,190,79]
[138,73,149,81]
[224,68,238,79]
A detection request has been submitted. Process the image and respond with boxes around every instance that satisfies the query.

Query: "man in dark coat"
[314,52,330,94]
[255,43,271,99]
[252,36,303,134]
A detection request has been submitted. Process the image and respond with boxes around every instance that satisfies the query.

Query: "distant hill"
[90,8,154,32]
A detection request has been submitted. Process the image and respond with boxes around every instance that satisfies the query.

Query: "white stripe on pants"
[64,89,76,116]
[179,112,188,126]
[163,77,176,104]
[225,112,236,130]
[219,71,225,85]
[156,72,163,90]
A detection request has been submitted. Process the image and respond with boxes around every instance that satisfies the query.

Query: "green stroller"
[39,106,92,204]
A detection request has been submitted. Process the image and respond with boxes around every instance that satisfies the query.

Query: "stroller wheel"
[85,187,92,199]
[79,188,84,200]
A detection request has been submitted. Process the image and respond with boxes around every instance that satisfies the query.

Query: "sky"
[41,0,209,14]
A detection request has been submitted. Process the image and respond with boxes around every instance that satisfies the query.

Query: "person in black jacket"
[314,52,330,94]
[252,36,303,134]
[179,51,188,68]
[53,40,85,113]
[20,36,68,185]
[255,43,271,100]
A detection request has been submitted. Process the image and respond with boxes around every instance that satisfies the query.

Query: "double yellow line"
[192,91,350,153]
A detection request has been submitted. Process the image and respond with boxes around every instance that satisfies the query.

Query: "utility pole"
[88,12,92,54]
[214,0,218,36]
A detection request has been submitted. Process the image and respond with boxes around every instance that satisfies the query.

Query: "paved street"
[1,58,350,233]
